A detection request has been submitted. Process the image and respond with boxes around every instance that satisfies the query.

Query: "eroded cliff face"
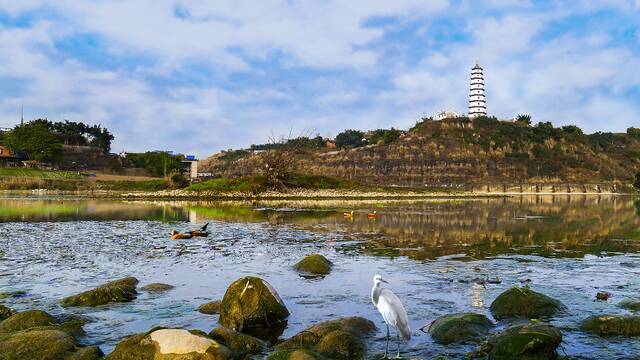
[200,118,640,187]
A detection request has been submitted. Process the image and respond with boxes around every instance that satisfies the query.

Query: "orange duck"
[171,230,193,240]
[367,210,378,219]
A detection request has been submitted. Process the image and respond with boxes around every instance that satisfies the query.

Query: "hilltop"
[201,116,640,189]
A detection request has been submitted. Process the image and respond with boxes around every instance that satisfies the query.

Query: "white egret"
[371,274,411,358]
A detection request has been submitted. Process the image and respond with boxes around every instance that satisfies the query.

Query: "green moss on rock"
[219,276,289,331]
[0,329,103,360]
[619,299,640,311]
[62,277,139,307]
[140,283,174,292]
[293,254,332,275]
[314,330,365,360]
[475,323,562,360]
[0,310,56,333]
[105,331,156,360]
[275,316,376,351]
[208,326,266,357]
[581,315,640,336]
[198,300,222,315]
[429,313,494,344]
[490,286,564,320]
[267,349,328,360]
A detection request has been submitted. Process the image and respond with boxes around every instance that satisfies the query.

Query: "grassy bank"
[185,175,361,193]
[0,168,82,179]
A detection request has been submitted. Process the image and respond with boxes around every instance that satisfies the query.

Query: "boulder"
[618,299,640,311]
[275,317,376,351]
[141,283,174,292]
[294,254,332,276]
[208,326,266,357]
[0,305,15,320]
[581,315,640,336]
[62,277,139,307]
[0,329,103,360]
[0,310,56,333]
[428,313,494,344]
[219,276,289,331]
[106,328,231,360]
[314,330,365,360]
[474,323,562,360]
[198,300,222,315]
[489,286,564,320]
[267,349,328,360]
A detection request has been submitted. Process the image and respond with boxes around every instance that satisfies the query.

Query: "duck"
[170,230,193,240]
[367,210,378,219]
[343,211,354,218]
[188,222,210,237]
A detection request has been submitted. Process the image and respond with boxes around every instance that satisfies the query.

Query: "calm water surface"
[1,195,640,359]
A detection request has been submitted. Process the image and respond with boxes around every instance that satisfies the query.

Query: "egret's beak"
[381,278,389,284]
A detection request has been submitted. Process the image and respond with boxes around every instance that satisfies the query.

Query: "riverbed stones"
[489,286,564,320]
[274,317,375,359]
[581,315,640,336]
[106,328,231,360]
[141,282,174,292]
[267,349,328,360]
[208,326,266,357]
[294,254,332,276]
[62,276,139,307]
[219,276,289,331]
[619,299,640,311]
[0,304,15,320]
[198,300,222,315]
[473,323,562,359]
[428,313,494,344]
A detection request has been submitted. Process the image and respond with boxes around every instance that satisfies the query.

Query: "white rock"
[149,329,217,354]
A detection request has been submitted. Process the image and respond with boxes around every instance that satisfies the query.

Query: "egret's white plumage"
[372,274,410,358]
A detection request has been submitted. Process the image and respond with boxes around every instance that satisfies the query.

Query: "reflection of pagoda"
[468,61,486,118]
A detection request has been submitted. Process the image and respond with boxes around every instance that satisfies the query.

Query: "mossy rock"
[314,330,365,360]
[219,276,289,331]
[140,283,174,292]
[62,277,139,307]
[0,329,103,360]
[429,313,494,344]
[276,316,376,351]
[208,326,266,357]
[305,317,377,338]
[198,300,222,315]
[294,254,332,275]
[490,286,564,320]
[475,323,562,360]
[106,328,232,360]
[0,310,56,333]
[619,299,640,311]
[0,305,15,320]
[267,349,328,360]
[581,315,640,336]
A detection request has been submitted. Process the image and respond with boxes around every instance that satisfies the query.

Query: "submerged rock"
[208,326,266,357]
[198,300,222,315]
[0,329,103,360]
[473,323,562,360]
[489,286,564,320]
[619,299,640,311]
[61,277,139,307]
[596,291,611,301]
[106,328,231,360]
[428,313,494,344]
[314,330,365,360]
[581,315,640,336]
[267,349,328,360]
[294,254,332,276]
[219,276,289,331]
[140,283,174,292]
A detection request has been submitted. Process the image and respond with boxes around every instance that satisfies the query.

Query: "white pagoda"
[468,61,486,118]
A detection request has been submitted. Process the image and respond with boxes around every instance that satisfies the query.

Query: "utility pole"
[20,105,24,126]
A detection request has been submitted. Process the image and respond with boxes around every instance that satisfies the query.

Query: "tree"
[635,171,640,190]
[4,121,62,162]
[515,114,532,125]
[335,129,365,148]
[628,127,640,139]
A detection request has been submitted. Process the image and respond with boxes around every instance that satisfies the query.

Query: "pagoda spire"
[468,61,486,118]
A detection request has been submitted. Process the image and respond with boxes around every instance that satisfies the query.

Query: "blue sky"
[0,1,639,157]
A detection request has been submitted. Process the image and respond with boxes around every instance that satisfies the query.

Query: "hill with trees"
[200,116,640,189]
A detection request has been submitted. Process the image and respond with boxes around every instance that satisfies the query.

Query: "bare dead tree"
[258,128,315,189]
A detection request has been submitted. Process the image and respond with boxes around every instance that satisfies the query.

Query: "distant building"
[468,61,486,118]
[181,155,198,180]
[435,110,461,120]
